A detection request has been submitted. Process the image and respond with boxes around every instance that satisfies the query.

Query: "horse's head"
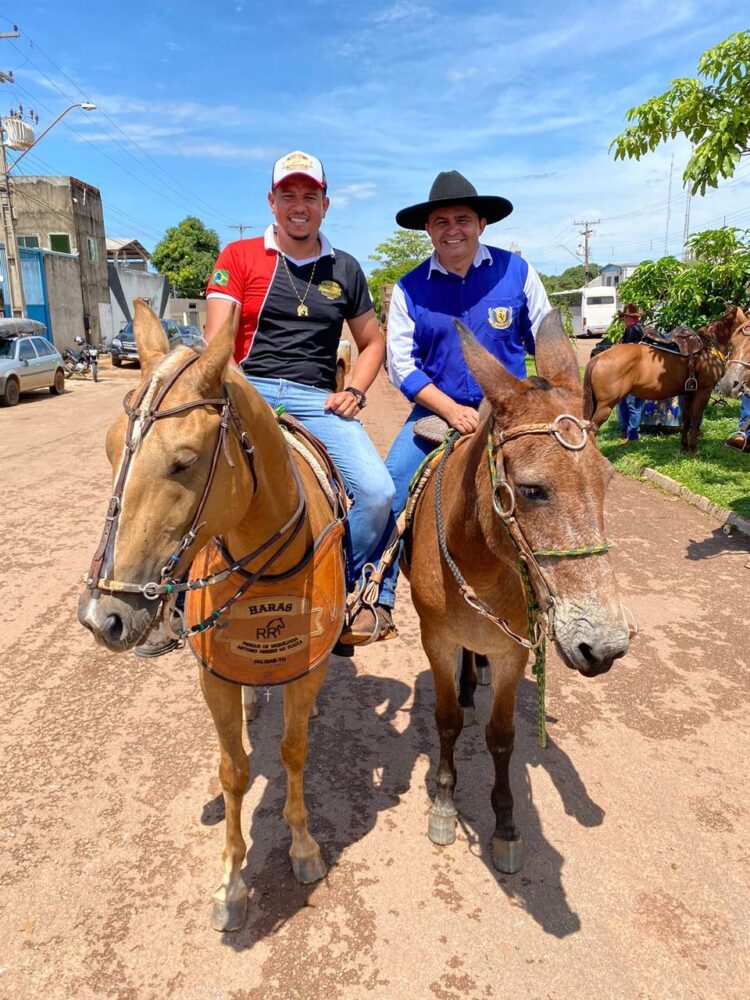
[717,305,750,398]
[78,300,252,651]
[456,310,629,676]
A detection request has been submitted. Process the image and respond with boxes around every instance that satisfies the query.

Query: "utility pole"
[228,225,252,240]
[0,32,26,317]
[573,219,599,283]
[664,152,674,255]
[681,145,695,261]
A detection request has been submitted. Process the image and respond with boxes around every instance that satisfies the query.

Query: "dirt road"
[1,362,748,1000]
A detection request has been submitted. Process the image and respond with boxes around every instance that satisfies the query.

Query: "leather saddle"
[643,325,705,357]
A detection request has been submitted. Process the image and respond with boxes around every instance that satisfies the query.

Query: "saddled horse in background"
[583,304,747,452]
[403,310,629,874]
[717,305,750,399]
[78,300,347,932]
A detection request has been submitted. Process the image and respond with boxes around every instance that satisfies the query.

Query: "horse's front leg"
[200,668,249,932]
[281,661,329,883]
[687,386,712,452]
[424,632,464,845]
[485,645,528,874]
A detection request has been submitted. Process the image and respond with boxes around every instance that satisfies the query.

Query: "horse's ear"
[534,308,580,391]
[454,319,519,406]
[190,307,236,394]
[133,298,169,378]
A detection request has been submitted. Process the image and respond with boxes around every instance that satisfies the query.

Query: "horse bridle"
[724,320,750,376]
[434,412,611,650]
[85,352,308,636]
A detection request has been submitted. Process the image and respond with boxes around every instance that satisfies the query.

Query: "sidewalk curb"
[638,466,750,538]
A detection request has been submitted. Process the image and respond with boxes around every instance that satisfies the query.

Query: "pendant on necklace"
[297,303,309,317]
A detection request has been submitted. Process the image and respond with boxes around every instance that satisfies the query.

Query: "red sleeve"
[206,243,244,302]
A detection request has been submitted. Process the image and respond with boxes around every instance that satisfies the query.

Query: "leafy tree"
[611,30,750,195]
[368,230,433,318]
[539,263,602,307]
[611,227,750,335]
[151,216,221,298]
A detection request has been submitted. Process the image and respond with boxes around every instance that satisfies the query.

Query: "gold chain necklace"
[279,250,318,317]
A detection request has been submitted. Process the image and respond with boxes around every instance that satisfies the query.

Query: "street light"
[7,101,97,173]
[0,101,96,317]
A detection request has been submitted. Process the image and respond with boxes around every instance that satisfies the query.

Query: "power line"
[4,31,238,230]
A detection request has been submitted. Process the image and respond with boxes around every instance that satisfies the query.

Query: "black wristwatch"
[344,386,367,410]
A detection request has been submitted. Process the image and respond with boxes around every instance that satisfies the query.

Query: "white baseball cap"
[272,150,327,191]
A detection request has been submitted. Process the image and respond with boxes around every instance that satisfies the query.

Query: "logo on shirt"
[317,279,343,300]
[488,306,513,330]
[211,269,229,287]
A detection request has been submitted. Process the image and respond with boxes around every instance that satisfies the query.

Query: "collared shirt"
[206,225,372,390]
[387,243,551,404]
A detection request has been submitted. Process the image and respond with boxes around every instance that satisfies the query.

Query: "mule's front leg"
[485,647,528,874]
[200,669,249,932]
[281,662,329,883]
[425,635,464,846]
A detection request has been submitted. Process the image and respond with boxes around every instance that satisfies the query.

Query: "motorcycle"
[62,336,99,382]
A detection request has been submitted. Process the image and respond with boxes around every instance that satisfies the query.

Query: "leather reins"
[434,412,610,650]
[84,352,309,636]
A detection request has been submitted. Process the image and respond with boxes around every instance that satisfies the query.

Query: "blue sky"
[2,1,748,276]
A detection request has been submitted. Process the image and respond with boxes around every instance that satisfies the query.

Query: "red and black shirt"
[206,226,372,391]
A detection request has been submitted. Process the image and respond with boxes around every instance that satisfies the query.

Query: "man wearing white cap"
[204,150,394,647]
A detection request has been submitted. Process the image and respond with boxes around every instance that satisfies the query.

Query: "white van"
[581,288,618,337]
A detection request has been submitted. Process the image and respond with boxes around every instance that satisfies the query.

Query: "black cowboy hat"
[396,170,513,230]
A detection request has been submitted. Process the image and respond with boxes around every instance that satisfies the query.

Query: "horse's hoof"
[428,809,457,846]
[211,895,247,932]
[292,850,327,884]
[462,705,476,726]
[491,835,523,874]
[476,665,491,686]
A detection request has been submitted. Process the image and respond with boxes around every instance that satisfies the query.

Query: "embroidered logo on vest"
[488,306,513,330]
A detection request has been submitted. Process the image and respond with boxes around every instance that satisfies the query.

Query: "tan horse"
[78,301,341,932]
[404,310,629,873]
[717,305,750,399]
[583,304,746,451]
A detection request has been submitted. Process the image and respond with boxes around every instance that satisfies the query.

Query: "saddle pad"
[186,520,346,686]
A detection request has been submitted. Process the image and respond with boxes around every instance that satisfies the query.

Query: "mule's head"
[717,305,750,398]
[78,300,250,651]
[457,309,629,676]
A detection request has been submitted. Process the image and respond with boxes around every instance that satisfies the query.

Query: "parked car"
[178,324,207,350]
[0,327,66,407]
[110,319,207,366]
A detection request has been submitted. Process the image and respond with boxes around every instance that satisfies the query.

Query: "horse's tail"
[583,359,597,420]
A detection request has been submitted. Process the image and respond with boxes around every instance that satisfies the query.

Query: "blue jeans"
[248,377,395,587]
[739,394,750,432]
[371,404,445,610]
[618,395,644,440]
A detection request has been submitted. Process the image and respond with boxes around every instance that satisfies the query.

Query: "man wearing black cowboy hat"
[345,170,550,642]
[616,303,645,441]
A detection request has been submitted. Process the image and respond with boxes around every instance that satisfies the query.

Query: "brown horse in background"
[78,301,343,932]
[717,306,750,399]
[583,304,746,451]
[404,310,629,874]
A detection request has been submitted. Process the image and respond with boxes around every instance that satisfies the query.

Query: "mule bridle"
[85,351,309,637]
[433,412,611,748]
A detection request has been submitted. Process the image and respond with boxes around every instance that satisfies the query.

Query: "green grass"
[597,397,750,518]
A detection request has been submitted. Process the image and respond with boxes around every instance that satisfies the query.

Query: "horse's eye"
[517,484,548,502]
[169,454,198,476]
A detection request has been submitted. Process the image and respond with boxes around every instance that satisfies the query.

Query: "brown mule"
[403,310,629,873]
[583,304,747,452]
[78,301,343,931]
